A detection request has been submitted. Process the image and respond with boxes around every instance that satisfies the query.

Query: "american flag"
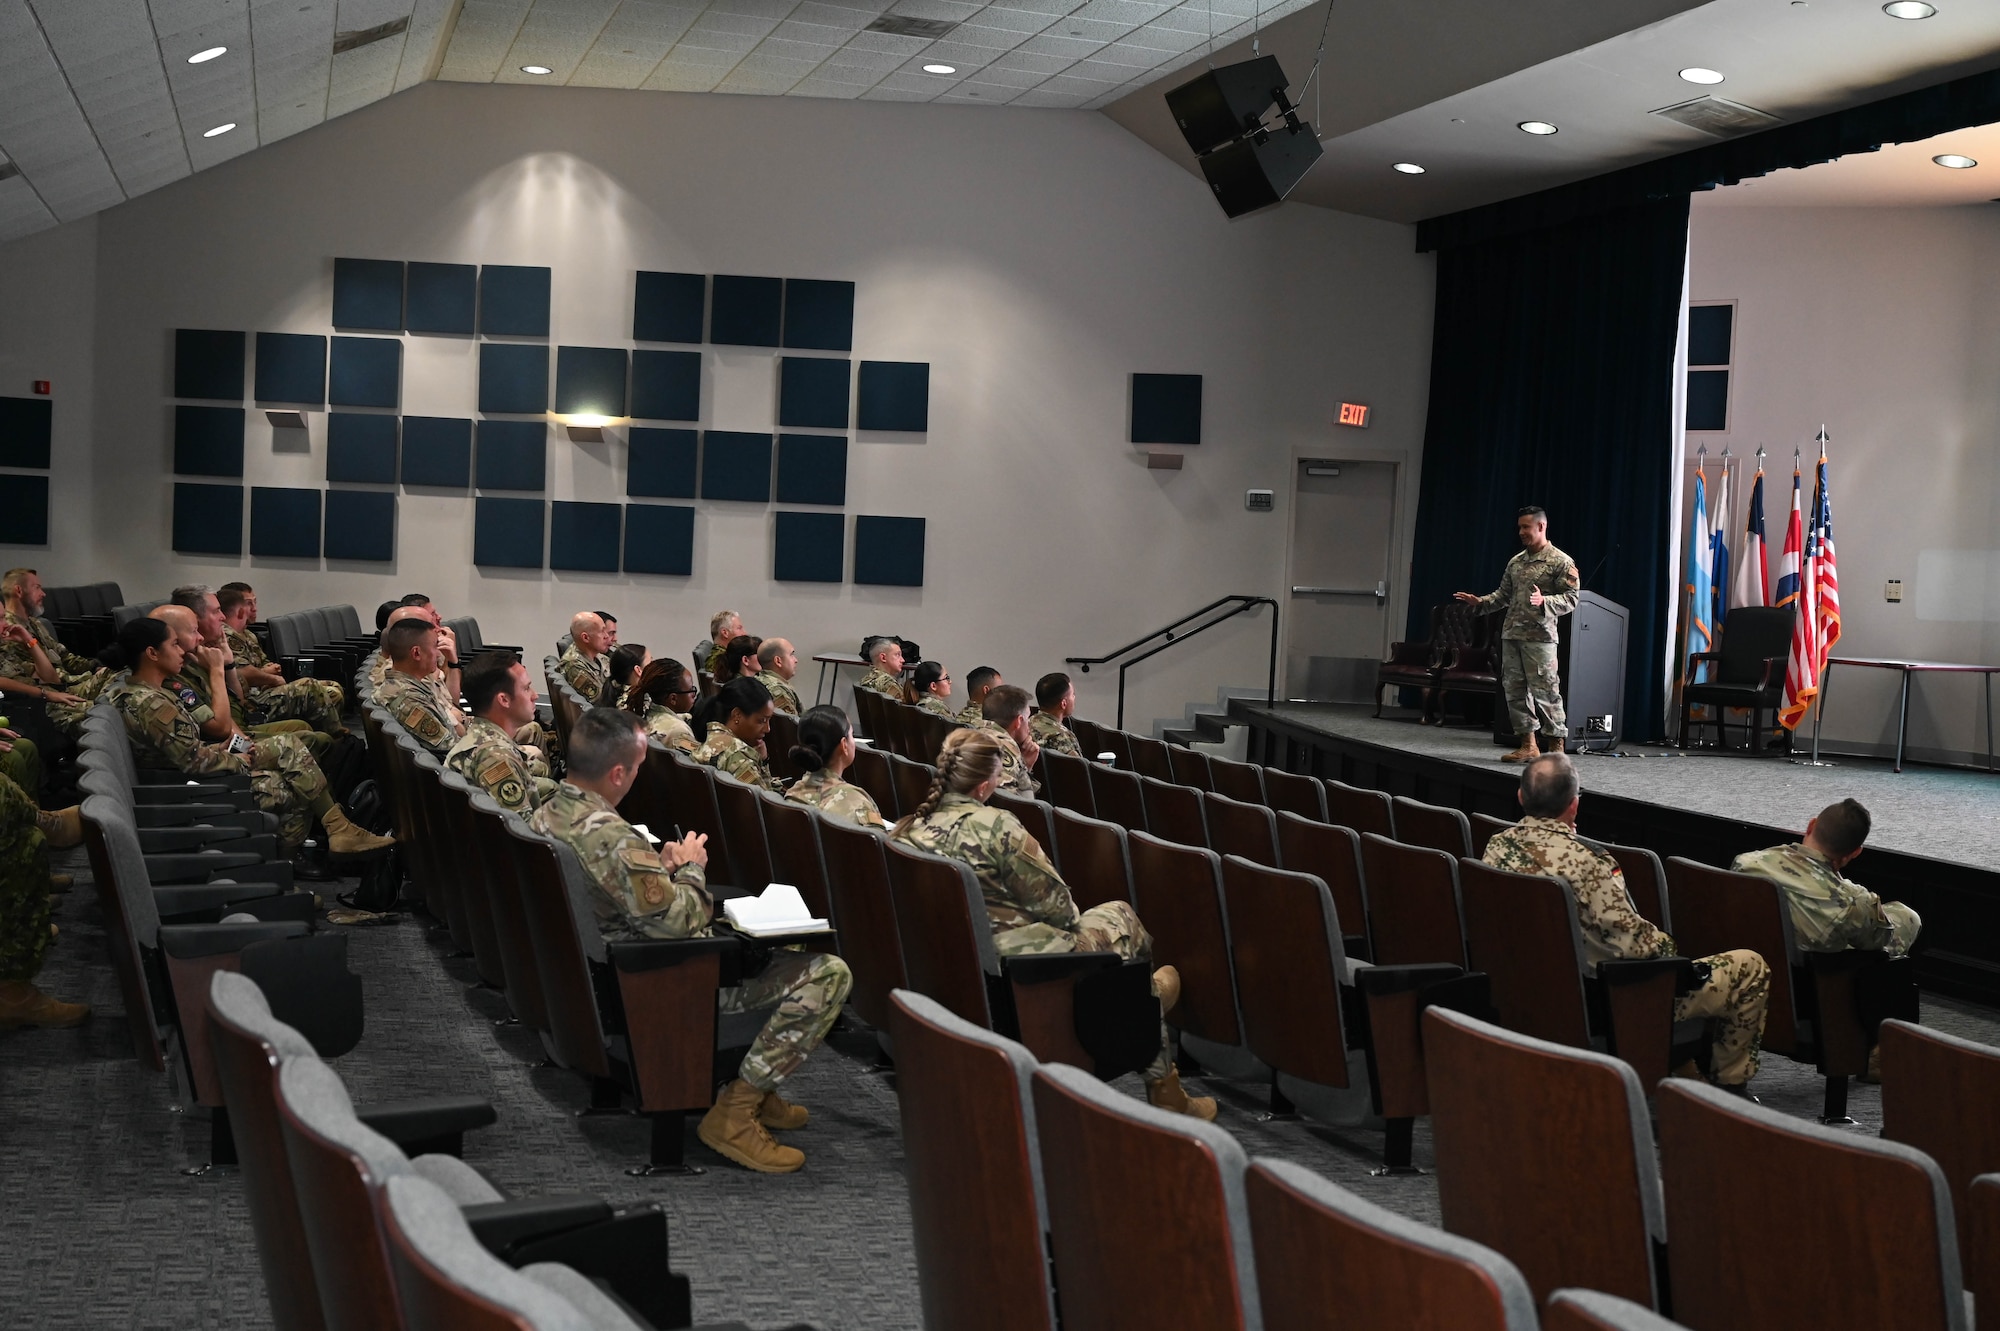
[1780,445,1841,730]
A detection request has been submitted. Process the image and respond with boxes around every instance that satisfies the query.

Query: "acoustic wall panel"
[333,258,404,331]
[0,476,48,545]
[255,333,327,404]
[175,329,246,401]
[479,265,552,337]
[401,416,472,488]
[1689,304,1733,367]
[709,275,782,347]
[782,279,855,352]
[1130,373,1201,445]
[778,357,851,429]
[634,271,706,344]
[774,511,843,583]
[700,431,772,503]
[627,427,698,498]
[324,489,396,561]
[0,396,53,468]
[174,405,246,476]
[630,350,700,421]
[475,420,547,491]
[550,501,623,572]
[775,434,846,506]
[856,361,929,432]
[554,346,628,417]
[473,496,544,568]
[405,262,477,334]
[624,504,694,575]
[327,414,398,483]
[172,483,243,554]
[329,337,402,408]
[1686,370,1728,432]
[250,487,322,558]
[855,515,927,587]
[478,343,548,414]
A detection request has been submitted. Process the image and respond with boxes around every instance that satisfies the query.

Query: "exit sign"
[1337,402,1370,427]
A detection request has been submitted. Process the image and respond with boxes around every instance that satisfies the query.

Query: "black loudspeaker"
[1197,124,1325,218]
[1166,55,1287,153]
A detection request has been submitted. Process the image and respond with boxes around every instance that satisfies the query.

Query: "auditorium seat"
[1879,1019,2000,1260]
[815,815,906,1033]
[883,752,929,818]
[1202,791,1278,866]
[1258,767,1326,821]
[710,771,775,889]
[758,791,834,922]
[1597,842,1672,931]
[1275,812,1371,958]
[1125,732,1174,782]
[1245,1158,1538,1330]
[845,743,899,824]
[1166,742,1213,791]
[1069,716,1108,760]
[1969,1174,2000,1324]
[1392,795,1472,857]
[1139,775,1206,847]
[1324,779,1395,839]
[655,751,736,886]
[765,710,802,781]
[1207,755,1265,805]
[436,768,512,988]
[1469,811,1513,857]
[1049,807,1133,910]
[466,790,554,1033]
[1126,830,1243,1056]
[1085,761,1148,833]
[989,790,1058,863]
[1543,1290,1685,1331]
[1359,833,1468,968]
[1038,750,1096,817]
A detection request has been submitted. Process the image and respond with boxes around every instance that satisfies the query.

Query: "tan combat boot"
[699,1079,806,1172]
[321,805,396,856]
[1145,1067,1218,1122]
[1501,733,1540,763]
[35,805,82,849]
[1546,735,1565,754]
[49,873,73,891]
[758,1088,809,1131]
[1152,964,1182,1014]
[0,980,90,1029]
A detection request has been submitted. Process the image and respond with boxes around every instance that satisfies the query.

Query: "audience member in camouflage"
[974,684,1043,796]
[1483,753,1769,1086]
[783,706,884,827]
[210,584,346,734]
[558,613,613,703]
[694,723,780,791]
[1,569,100,688]
[856,635,906,699]
[1456,508,1580,760]
[970,720,1039,796]
[624,660,701,755]
[376,618,467,757]
[690,677,782,792]
[447,654,557,814]
[755,638,803,715]
[0,769,89,1029]
[0,730,41,805]
[701,610,743,680]
[953,666,1003,727]
[43,666,114,736]
[1733,799,1921,957]
[908,661,954,721]
[1029,671,1083,758]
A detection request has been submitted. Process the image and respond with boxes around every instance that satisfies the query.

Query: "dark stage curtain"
[1406,194,1691,742]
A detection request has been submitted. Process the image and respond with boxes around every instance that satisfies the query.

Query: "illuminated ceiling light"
[922,62,956,74]
[520,64,553,74]
[1882,1,1936,16]
[203,122,236,138]
[1391,162,1425,174]
[188,46,227,64]
[1678,67,1725,85]
[1933,153,1977,168]
[1518,120,1559,135]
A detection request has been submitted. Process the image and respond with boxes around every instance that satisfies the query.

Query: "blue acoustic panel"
[255,332,327,404]
[333,258,404,331]
[406,261,477,334]
[554,346,628,417]
[174,405,246,476]
[634,272,706,344]
[172,482,243,555]
[1130,372,1201,445]
[854,515,927,587]
[326,413,398,483]
[324,489,396,561]
[1689,304,1733,368]
[709,275,782,347]
[250,487,322,558]
[550,500,623,572]
[783,278,855,352]
[329,336,401,408]
[856,361,929,432]
[479,265,552,337]
[1686,370,1729,432]
[0,396,53,468]
[401,416,472,488]
[774,511,844,583]
[628,427,698,498]
[624,503,694,575]
[630,350,700,421]
[775,434,847,506]
[0,475,48,545]
[475,420,547,491]
[175,329,246,401]
[474,496,544,568]
[478,342,548,414]
[700,431,772,503]
[779,357,851,429]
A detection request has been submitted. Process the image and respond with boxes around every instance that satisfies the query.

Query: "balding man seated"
[151,603,322,754]
[168,586,336,750]
[558,613,611,703]
[755,639,802,716]
[374,619,469,759]
[856,636,905,699]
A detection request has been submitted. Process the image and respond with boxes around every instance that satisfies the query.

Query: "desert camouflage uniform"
[916,695,956,721]
[785,770,883,828]
[856,666,903,699]
[558,646,608,703]
[1473,543,1580,740]
[227,625,346,733]
[757,671,802,716]
[531,781,850,1091]
[110,679,330,850]
[0,771,52,983]
[693,723,781,792]
[1733,842,1922,957]
[174,664,328,755]
[972,720,1040,796]
[1485,816,1769,1084]
[642,705,698,755]
[0,734,40,805]
[375,669,466,758]
[1028,711,1081,758]
[445,717,556,814]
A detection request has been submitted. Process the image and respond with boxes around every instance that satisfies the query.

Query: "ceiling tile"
[0,1,125,221]
[32,0,190,197]
[1014,31,1100,57]
[398,0,463,90]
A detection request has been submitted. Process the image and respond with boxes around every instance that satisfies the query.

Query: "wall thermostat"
[1245,489,1274,511]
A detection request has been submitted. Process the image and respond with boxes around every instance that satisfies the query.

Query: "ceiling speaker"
[1166,55,1323,217]
[1166,55,1288,155]
[1198,124,1324,218]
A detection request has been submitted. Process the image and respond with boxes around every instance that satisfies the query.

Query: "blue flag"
[1686,466,1714,683]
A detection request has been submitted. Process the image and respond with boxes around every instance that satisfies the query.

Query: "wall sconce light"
[265,409,308,429]
[563,414,614,442]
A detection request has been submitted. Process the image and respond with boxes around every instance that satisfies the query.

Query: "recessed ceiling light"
[922,62,956,73]
[1934,153,1977,168]
[203,123,236,138]
[1882,1,1936,16]
[520,64,552,75]
[1392,162,1425,174]
[1518,120,1559,135]
[187,46,227,64]
[1679,67,1725,85]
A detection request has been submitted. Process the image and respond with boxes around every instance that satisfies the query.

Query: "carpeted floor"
[5,837,1997,1329]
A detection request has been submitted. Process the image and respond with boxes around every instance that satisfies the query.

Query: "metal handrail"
[1065,594,1278,729]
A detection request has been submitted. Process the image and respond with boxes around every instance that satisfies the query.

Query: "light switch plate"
[1885,579,1903,603]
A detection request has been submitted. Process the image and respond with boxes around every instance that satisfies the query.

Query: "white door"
[1285,458,1396,701]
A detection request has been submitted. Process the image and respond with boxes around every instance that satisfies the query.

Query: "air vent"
[1650,95,1782,138]
[334,16,410,54]
[0,161,19,184]
[866,14,959,38]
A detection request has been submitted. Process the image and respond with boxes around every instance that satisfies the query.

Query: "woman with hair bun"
[625,659,699,753]
[908,660,956,719]
[691,676,780,791]
[783,706,883,827]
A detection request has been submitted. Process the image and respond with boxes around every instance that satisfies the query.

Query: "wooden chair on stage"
[1375,605,1447,721]
[1677,605,1795,751]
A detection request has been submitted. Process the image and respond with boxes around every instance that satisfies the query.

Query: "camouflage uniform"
[227,625,345,733]
[916,695,957,721]
[642,705,698,755]
[110,679,331,850]
[856,666,903,699]
[0,735,40,808]
[174,664,328,755]
[0,771,52,984]
[1473,543,1580,740]
[757,671,802,716]
[375,669,467,758]
[445,716,556,815]
[972,720,1040,796]
[1484,817,1769,1084]
[366,654,393,692]
[703,644,726,677]
[531,782,851,1092]
[45,667,116,736]
[1732,843,1922,957]
[953,700,985,726]
[692,723,781,792]
[0,610,99,686]
[894,792,1172,1078]
[558,646,608,703]
[785,770,884,828]
[1028,711,1082,758]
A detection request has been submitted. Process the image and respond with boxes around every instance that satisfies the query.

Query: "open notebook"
[723,884,830,938]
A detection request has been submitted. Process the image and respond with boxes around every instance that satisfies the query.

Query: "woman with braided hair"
[891,729,1215,1120]
[625,659,699,754]
[783,706,884,827]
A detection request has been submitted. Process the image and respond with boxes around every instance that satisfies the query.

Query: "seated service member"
[784,706,884,827]
[691,678,782,792]
[557,613,612,703]
[374,619,468,758]
[0,763,90,1030]
[593,611,619,648]
[168,588,332,749]
[605,643,650,710]
[1483,753,1769,1090]
[0,567,97,719]
[1028,671,1083,758]
[368,603,454,690]
[152,604,320,753]
[910,661,955,719]
[701,609,744,677]
[446,652,557,814]
[893,729,1211,1119]
[714,635,762,686]
[954,666,1001,725]
[856,636,906,699]
[216,582,346,732]
[532,707,851,1174]
[624,660,700,754]
[755,638,802,716]
[1733,799,1921,958]
[975,684,1042,796]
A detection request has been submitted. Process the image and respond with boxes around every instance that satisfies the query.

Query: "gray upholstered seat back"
[381,1176,618,1331]
[210,970,318,1060]
[277,1055,418,1186]
[1545,1288,1685,1330]
[82,793,162,947]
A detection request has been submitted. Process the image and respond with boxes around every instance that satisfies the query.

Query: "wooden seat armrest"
[1002,951,1122,986]
[606,936,737,973]
[608,940,732,1114]
[1597,957,1699,1094]
[1757,655,1788,689]
[1355,965,1489,1120]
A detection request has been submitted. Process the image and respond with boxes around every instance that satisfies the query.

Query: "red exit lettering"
[1337,402,1370,427]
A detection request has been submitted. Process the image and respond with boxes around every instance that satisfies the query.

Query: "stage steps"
[1155,685,1268,753]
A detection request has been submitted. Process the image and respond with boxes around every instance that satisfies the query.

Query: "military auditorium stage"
[1228,701,2000,1006]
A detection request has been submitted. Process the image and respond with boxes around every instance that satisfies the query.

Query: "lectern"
[1490,591,1630,748]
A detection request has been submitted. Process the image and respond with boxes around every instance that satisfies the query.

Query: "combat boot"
[1546,735,1565,754]
[758,1088,810,1131]
[1501,733,1540,763]
[1145,1067,1218,1122]
[321,805,395,856]
[699,1079,805,1173]
[35,805,82,849]
[1152,964,1182,1014]
[0,980,90,1029]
